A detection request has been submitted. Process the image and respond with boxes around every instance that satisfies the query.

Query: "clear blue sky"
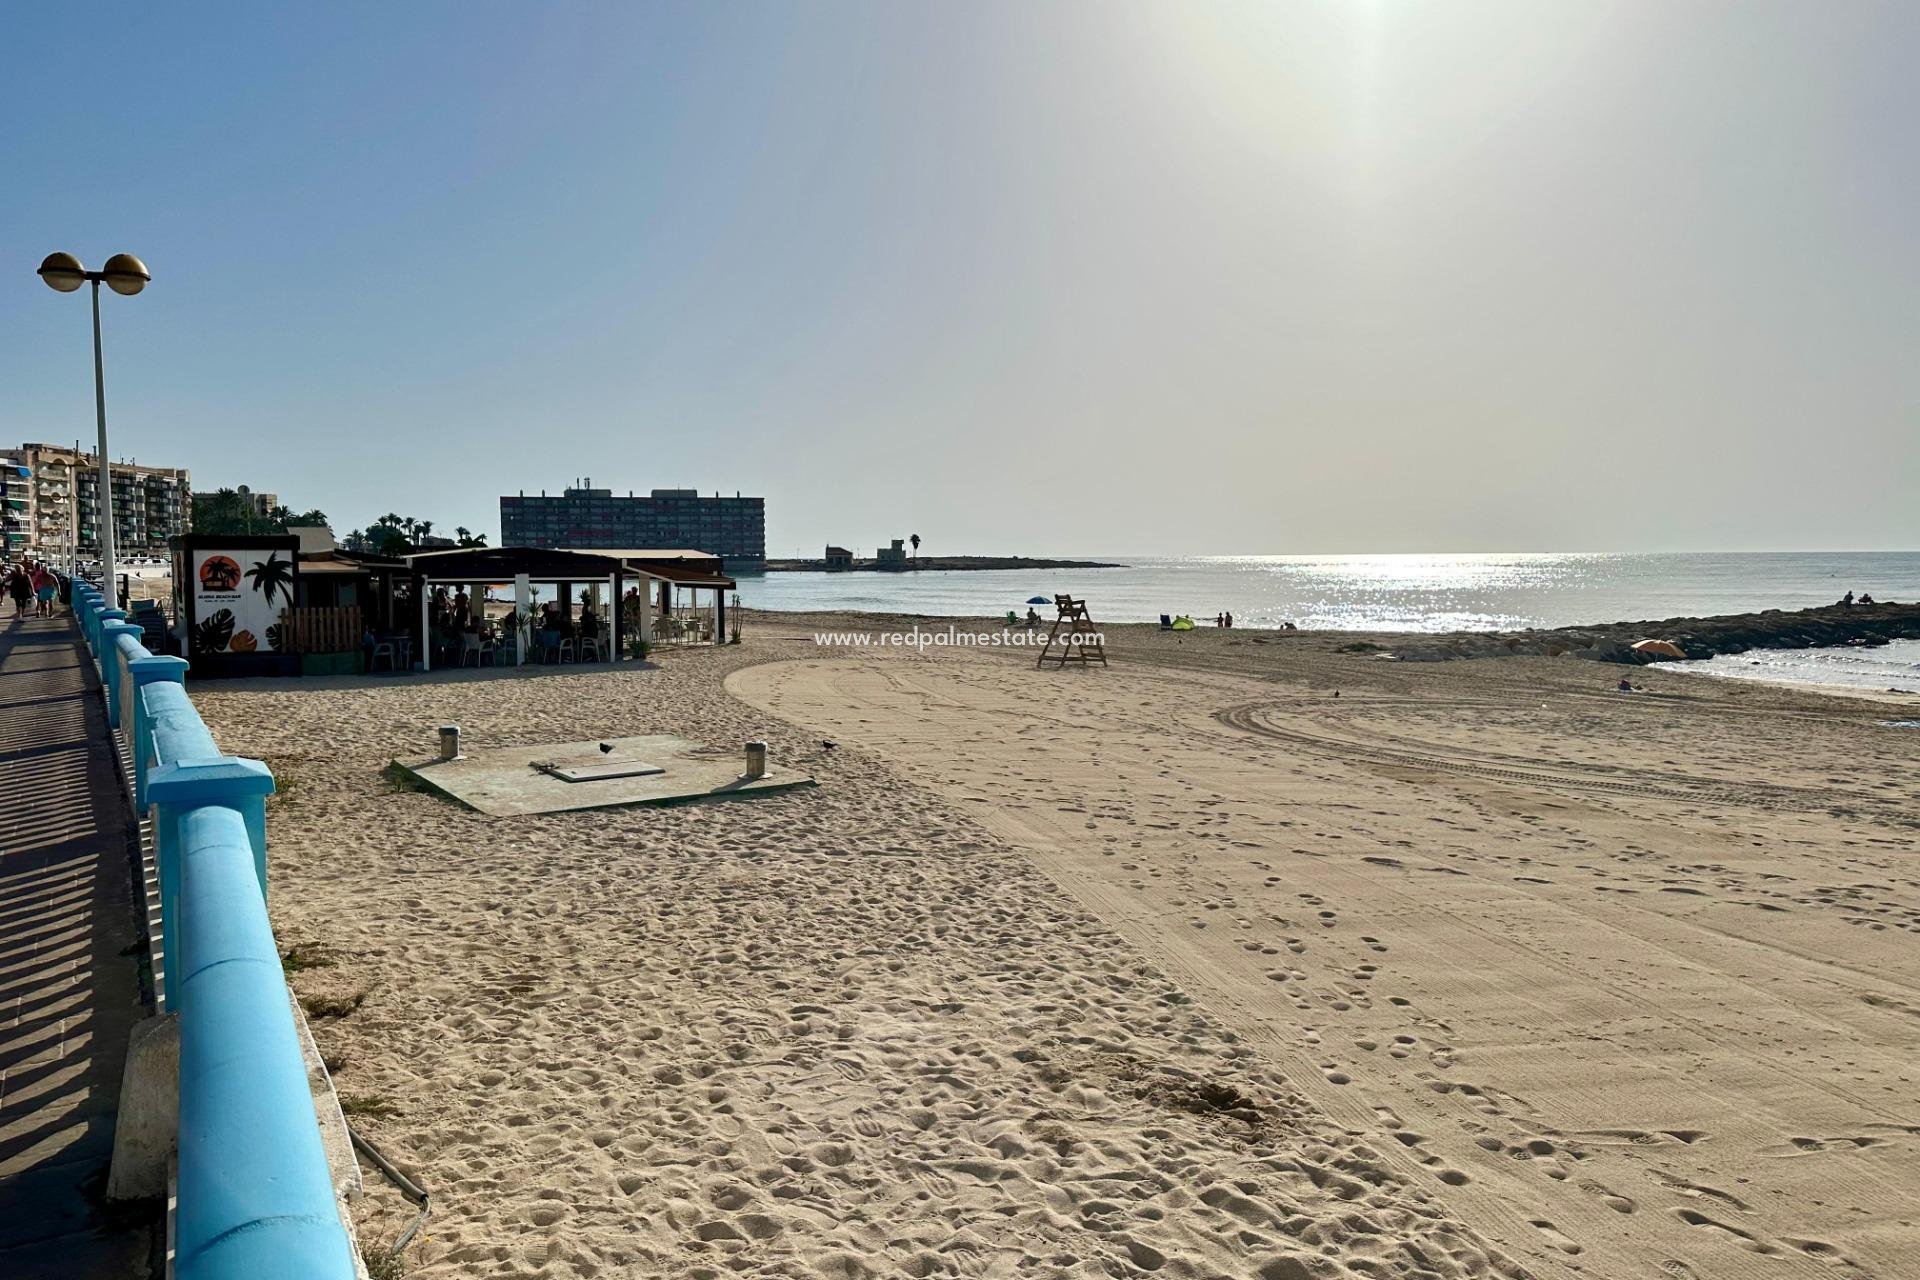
[4,2,1915,555]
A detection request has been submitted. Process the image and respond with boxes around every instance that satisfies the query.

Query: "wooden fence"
[278,607,361,654]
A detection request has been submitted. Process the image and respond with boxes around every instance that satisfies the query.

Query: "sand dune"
[193,614,1920,1278]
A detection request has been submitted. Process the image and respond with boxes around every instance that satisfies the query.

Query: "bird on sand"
[821,740,837,752]
[599,742,614,754]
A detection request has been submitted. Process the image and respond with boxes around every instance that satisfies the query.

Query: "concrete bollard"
[744,740,768,779]
[439,724,461,760]
[106,1013,180,1201]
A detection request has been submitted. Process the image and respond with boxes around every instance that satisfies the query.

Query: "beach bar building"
[402,546,735,671]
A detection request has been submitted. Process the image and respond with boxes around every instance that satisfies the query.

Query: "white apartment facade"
[0,442,191,561]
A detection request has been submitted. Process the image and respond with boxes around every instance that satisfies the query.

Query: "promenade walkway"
[0,613,158,1277]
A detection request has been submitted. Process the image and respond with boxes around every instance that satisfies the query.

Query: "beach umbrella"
[1026,595,1051,605]
[1630,639,1686,659]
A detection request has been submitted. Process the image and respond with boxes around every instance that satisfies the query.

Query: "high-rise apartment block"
[0,442,191,560]
[500,484,766,570]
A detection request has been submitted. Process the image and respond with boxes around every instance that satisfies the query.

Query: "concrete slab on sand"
[394,734,814,815]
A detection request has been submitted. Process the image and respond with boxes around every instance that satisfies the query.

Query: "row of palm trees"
[341,513,488,556]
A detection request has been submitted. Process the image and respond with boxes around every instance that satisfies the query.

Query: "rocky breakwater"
[1373,601,1920,665]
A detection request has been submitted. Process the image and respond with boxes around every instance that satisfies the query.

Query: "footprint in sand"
[1671,1208,1776,1255]
[1528,1219,1583,1255]
[1577,1180,1636,1214]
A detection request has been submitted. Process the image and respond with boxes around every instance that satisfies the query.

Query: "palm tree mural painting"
[246,552,295,607]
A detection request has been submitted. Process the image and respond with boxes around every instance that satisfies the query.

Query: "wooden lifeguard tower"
[1037,594,1108,669]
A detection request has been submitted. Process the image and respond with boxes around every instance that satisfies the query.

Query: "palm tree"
[416,520,434,541]
[245,551,295,606]
[910,533,921,563]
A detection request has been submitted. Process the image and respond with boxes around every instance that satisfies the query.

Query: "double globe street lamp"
[37,251,150,602]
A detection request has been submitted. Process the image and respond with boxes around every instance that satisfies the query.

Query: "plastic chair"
[370,641,396,672]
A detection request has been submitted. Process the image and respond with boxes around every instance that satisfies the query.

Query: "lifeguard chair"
[1037,594,1108,669]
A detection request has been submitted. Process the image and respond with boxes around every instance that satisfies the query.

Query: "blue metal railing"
[71,581,356,1280]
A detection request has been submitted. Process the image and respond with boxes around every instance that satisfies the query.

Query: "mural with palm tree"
[246,552,295,606]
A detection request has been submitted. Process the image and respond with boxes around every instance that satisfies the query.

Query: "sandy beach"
[190,613,1920,1280]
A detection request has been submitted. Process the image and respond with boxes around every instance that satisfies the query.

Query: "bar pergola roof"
[404,546,631,580]
[402,546,736,589]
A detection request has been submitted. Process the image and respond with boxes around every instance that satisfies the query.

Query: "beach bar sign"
[191,545,295,654]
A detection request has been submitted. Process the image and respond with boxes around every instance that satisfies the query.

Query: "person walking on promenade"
[31,561,57,618]
[7,562,32,619]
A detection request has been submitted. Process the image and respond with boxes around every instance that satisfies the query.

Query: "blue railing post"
[128,654,190,809]
[173,806,356,1280]
[73,583,94,640]
[96,607,128,680]
[102,622,144,729]
[80,592,106,656]
[146,758,275,1008]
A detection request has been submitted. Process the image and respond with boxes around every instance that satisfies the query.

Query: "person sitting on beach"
[1859,592,1876,605]
[1618,678,1634,692]
[1025,607,1040,628]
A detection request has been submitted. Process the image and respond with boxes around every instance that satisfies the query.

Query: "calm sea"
[735,552,1920,633]
[1655,639,1920,697]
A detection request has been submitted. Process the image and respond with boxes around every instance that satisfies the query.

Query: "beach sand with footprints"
[191,611,1920,1279]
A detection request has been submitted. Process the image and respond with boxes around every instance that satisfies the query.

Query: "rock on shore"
[1383,601,1920,664]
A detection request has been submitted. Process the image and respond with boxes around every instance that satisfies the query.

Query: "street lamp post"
[38,251,149,605]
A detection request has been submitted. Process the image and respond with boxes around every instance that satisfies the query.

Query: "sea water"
[737,551,1920,634]
[1653,638,1920,696]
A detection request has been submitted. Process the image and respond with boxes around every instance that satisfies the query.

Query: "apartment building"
[500,483,766,570]
[0,442,191,559]
[1,453,29,558]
